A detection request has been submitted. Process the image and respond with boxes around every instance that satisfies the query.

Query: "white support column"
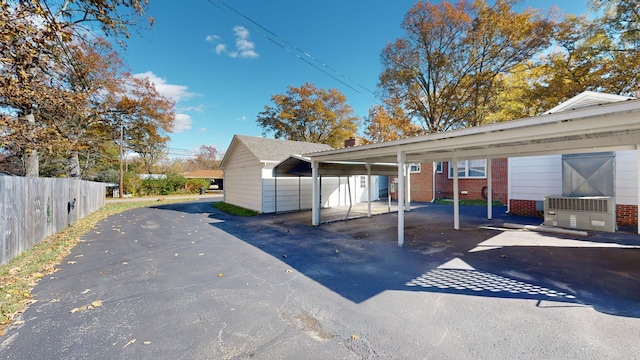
[406,164,411,212]
[312,161,320,226]
[453,159,460,230]
[487,158,493,220]
[398,151,406,247]
[637,145,640,234]
[366,163,372,218]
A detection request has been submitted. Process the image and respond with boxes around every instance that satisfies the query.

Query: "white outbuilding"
[220,135,382,214]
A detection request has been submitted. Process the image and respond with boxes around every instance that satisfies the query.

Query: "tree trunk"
[24,149,39,177]
[68,152,80,177]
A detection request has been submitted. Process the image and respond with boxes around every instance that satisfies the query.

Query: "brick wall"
[508,200,638,227]
[434,159,508,204]
[617,204,638,226]
[390,159,509,204]
[509,199,541,218]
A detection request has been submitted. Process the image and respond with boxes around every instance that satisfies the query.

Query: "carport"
[273,154,397,219]
[306,98,640,246]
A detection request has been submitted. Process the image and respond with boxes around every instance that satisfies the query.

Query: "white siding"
[261,176,360,213]
[223,144,263,212]
[616,150,638,205]
[509,155,562,200]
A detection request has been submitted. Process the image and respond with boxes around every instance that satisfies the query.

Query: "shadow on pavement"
[151,200,640,318]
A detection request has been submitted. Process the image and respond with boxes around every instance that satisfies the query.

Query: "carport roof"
[273,154,398,177]
[305,97,640,165]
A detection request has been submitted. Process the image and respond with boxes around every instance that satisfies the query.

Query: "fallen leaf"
[13,320,25,325]
[198,253,204,256]
[67,261,77,265]
[123,338,136,348]
[351,335,359,340]
[122,262,128,265]
[174,253,179,257]
[217,273,223,277]
[143,341,151,345]
[285,269,293,273]
[81,289,91,294]
[90,300,103,308]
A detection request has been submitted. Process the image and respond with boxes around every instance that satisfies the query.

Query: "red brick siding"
[434,159,508,204]
[617,204,638,226]
[509,199,542,218]
[508,200,638,226]
[390,159,508,204]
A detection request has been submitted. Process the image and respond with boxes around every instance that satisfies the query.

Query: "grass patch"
[433,198,503,206]
[213,202,259,216]
[0,197,192,336]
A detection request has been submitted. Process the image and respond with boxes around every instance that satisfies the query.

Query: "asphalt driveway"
[1,200,639,359]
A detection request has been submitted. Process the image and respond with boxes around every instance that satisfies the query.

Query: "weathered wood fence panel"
[0,176,105,265]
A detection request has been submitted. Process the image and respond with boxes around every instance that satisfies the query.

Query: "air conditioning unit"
[544,196,616,232]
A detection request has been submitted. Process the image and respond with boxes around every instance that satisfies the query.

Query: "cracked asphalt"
[1,198,639,359]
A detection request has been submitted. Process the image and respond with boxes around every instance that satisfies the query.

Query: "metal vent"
[546,197,611,213]
[544,195,616,232]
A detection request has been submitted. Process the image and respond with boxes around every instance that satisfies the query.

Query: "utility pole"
[119,122,124,197]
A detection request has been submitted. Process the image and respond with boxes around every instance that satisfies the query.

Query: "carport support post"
[453,159,460,230]
[487,158,493,220]
[312,160,320,226]
[397,151,406,247]
[366,163,372,218]
[637,145,640,234]
[406,164,411,212]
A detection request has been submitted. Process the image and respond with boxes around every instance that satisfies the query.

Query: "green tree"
[256,82,360,148]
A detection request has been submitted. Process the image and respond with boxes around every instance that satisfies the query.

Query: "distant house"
[183,169,224,189]
[220,135,378,213]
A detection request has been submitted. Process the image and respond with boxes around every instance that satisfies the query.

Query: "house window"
[360,175,366,188]
[409,163,421,173]
[435,162,443,173]
[448,159,486,178]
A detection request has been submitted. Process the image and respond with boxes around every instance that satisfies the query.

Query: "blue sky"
[121,1,590,159]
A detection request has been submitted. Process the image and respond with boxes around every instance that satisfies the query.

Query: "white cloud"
[173,113,192,133]
[133,71,195,102]
[215,43,227,55]
[205,34,220,42]
[199,127,207,133]
[208,25,259,59]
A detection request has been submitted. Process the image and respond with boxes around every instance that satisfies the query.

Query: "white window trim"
[409,163,421,173]
[435,161,443,174]
[448,160,487,179]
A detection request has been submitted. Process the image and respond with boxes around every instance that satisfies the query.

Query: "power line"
[206,0,377,101]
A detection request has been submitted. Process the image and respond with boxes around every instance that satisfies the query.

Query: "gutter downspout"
[431,162,436,203]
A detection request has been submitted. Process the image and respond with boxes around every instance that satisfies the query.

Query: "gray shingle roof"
[235,135,332,162]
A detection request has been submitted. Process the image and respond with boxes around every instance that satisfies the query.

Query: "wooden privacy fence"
[0,176,106,265]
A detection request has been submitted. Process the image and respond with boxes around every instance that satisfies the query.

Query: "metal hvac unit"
[543,196,616,232]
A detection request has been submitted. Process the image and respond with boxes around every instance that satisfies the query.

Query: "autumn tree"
[0,0,152,177]
[486,4,640,121]
[363,98,421,143]
[378,0,555,133]
[191,145,219,169]
[256,82,360,148]
[591,0,640,50]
